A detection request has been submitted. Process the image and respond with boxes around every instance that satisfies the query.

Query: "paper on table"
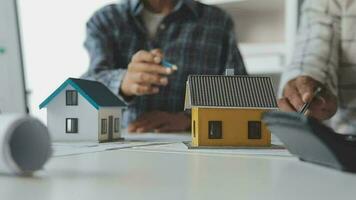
[125,132,284,146]
[52,141,169,157]
[133,143,292,157]
[130,134,292,157]
[52,132,191,157]
[0,114,52,175]
[53,133,287,157]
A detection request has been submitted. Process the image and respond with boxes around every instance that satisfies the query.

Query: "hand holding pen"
[299,87,323,115]
[120,49,178,97]
[278,76,338,120]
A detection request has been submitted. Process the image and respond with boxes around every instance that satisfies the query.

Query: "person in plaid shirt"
[279,0,356,134]
[82,0,246,133]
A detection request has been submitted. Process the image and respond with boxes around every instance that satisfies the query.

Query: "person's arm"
[81,11,171,103]
[278,0,340,120]
[81,10,131,103]
[223,17,247,75]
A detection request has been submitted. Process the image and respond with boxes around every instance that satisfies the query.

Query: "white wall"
[47,84,98,142]
[18,0,120,122]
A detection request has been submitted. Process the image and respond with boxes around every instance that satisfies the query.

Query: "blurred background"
[15,0,304,122]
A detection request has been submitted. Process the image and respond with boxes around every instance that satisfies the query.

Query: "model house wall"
[185,75,277,148]
[40,78,126,143]
[47,84,98,142]
[98,107,122,142]
[191,108,271,147]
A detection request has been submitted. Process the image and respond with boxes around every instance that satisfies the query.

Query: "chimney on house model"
[225,68,234,76]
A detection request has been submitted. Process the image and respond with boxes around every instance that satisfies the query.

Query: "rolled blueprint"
[0,114,52,175]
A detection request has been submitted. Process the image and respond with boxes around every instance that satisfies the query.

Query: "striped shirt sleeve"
[279,0,341,96]
[81,11,131,104]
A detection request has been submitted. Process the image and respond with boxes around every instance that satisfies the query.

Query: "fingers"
[130,72,168,86]
[128,112,150,132]
[155,112,190,133]
[131,84,159,96]
[132,49,164,64]
[137,121,164,133]
[309,93,338,120]
[121,72,166,96]
[128,112,191,133]
[128,119,150,133]
[121,49,172,97]
[128,62,172,75]
[296,76,318,103]
[155,125,174,133]
[121,81,159,97]
[283,82,304,111]
[281,76,338,120]
[150,49,164,63]
[128,112,164,133]
[150,49,163,55]
[277,98,297,112]
[292,76,335,119]
[132,50,155,63]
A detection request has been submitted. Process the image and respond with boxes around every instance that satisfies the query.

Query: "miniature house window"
[114,118,120,133]
[66,90,78,106]
[101,119,107,134]
[248,121,262,139]
[193,120,196,138]
[208,121,222,139]
[66,118,78,133]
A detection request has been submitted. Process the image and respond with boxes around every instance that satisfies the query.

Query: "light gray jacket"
[280,0,356,133]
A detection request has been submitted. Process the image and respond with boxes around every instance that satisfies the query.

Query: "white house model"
[39,78,126,142]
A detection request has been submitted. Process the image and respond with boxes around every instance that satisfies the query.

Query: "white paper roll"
[0,114,52,175]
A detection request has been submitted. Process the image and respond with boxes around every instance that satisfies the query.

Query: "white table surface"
[1,134,356,200]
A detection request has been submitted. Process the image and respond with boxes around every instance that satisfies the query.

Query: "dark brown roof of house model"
[185,75,278,110]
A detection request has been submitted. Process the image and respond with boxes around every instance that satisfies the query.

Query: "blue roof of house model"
[39,78,126,110]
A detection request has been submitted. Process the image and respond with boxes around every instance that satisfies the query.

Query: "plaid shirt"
[280,0,356,133]
[82,0,246,125]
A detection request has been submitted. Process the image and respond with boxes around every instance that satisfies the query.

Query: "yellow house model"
[184,75,277,148]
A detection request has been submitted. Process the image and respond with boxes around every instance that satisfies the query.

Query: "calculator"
[263,111,356,172]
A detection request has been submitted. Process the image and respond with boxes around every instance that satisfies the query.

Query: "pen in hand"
[299,87,323,115]
[161,59,178,71]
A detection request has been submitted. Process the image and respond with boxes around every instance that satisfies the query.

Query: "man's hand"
[128,111,191,133]
[120,49,174,97]
[278,76,338,120]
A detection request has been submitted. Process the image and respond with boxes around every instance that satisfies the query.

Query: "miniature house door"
[108,116,113,141]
